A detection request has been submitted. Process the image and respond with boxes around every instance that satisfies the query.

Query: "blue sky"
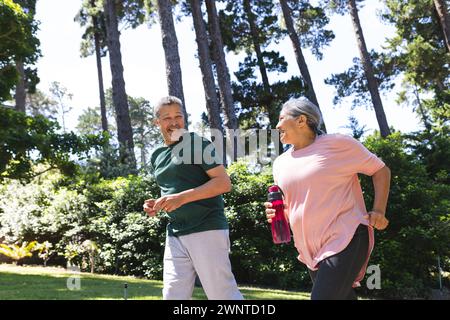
[33,0,421,135]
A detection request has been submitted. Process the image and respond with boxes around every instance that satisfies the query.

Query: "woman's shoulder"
[318,133,360,147]
[320,133,354,141]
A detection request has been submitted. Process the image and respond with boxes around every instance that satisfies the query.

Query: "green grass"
[0,264,310,300]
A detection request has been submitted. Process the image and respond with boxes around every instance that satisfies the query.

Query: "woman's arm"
[367,165,391,230]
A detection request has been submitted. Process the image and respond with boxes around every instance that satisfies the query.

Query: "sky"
[32,0,422,135]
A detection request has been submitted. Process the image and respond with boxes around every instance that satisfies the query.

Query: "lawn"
[0,264,310,300]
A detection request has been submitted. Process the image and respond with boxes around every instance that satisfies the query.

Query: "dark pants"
[308,224,369,300]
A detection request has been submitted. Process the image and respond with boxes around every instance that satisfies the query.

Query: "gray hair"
[281,97,324,135]
[155,96,184,118]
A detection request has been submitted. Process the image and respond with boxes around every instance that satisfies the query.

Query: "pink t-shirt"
[272,134,385,286]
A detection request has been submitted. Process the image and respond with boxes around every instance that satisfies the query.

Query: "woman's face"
[276,110,303,144]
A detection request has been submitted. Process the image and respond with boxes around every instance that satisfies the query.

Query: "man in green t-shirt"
[143,96,243,300]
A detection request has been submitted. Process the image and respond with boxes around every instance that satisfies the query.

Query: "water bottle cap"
[268,185,280,193]
[268,185,283,201]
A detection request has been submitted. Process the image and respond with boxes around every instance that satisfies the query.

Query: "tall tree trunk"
[91,1,108,133]
[279,0,327,133]
[206,0,239,163]
[140,131,146,168]
[14,60,26,113]
[242,0,278,128]
[243,0,271,93]
[413,85,432,132]
[156,0,189,126]
[434,0,450,53]
[189,0,224,132]
[141,148,146,168]
[242,0,270,93]
[205,0,238,130]
[104,0,136,168]
[14,1,35,114]
[348,0,390,138]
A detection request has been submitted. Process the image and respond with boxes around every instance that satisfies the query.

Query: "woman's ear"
[297,115,307,127]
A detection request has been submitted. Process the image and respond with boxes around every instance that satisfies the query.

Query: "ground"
[0,264,311,300]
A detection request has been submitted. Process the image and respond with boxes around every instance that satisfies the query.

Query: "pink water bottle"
[268,185,291,244]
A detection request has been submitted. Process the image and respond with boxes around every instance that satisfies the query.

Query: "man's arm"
[152,165,231,213]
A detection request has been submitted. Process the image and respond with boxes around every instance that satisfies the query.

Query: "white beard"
[169,128,188,142]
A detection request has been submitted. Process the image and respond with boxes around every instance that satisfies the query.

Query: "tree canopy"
[0,106,105,181]
[0,0,40,102]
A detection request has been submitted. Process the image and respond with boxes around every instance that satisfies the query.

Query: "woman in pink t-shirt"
[264,98,391,300]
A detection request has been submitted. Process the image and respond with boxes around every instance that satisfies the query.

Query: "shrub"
[0,241,38,265]
[35,241,55,267]
[0,132,448,299]
[360,132,450,298]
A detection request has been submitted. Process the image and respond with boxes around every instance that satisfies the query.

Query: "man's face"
[155,104,186,145]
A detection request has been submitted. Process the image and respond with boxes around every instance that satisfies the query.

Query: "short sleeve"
[191,133,223,172]
[148,158,154,175]
[148,148,159,175]
[336,135,385,176]
[272,157,280,185]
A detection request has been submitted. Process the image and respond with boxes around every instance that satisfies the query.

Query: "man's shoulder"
[151,144,169,155]
[150,144,169,164]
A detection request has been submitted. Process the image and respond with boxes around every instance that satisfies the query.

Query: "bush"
[0,241,38,265]
[0,132,448,298]
[55,174,165,277]
[226,132,449,297]
[360,132,450,298]
[0,171,165,278]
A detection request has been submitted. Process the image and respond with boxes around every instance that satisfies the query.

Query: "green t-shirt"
[150,132,228,237]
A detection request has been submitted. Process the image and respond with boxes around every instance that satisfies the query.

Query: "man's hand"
[143,199,157,217]
[153,194,187,213]
[366,211,389,230]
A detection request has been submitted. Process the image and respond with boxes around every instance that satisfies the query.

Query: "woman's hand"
[370,165,391,230]
[153,194,187,213]
[264,202,276,223]
[366,211,389,230]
